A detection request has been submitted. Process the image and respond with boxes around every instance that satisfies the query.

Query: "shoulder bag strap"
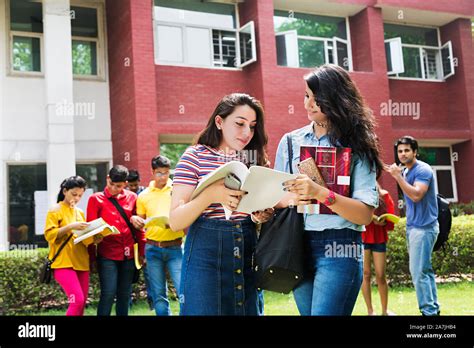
[287,134,294,175]
[107,196,138,243]
[50,233,73,262]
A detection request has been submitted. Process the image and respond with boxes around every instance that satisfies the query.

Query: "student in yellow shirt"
[44,176,101,316]
[135,155,184,315]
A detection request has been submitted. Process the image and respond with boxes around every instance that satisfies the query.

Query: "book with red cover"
[299,145,352,215]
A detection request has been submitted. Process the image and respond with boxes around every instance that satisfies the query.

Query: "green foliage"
[298,39,325,68]
[276,18,339,38]
[451,200,474,216]
[12,37,40,72]
[160,143,190,169]
[72,41,96,75]
[385,216,474,286]
[399,46,422,78]
[384,24,438,46]
[274,11,346,68]
[0,248,147,315]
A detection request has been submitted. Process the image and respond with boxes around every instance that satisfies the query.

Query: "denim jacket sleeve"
[274,134,290,173]
[350,154,379,209]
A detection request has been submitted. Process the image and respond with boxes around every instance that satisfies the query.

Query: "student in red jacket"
[361,182,395,315]
[87,165,146,316]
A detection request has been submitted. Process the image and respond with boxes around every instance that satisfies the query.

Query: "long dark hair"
[57,176,87,203]
[305,64,383,176]
[195,93,269,167]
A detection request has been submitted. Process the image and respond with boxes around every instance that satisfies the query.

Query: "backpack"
[433,194,452,252]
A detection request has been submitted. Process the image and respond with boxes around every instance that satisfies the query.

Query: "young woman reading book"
[44,176,102,316]
[170,93,272,315]
[278,64,383,315]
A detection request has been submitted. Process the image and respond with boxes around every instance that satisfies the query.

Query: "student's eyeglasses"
[154,172,169,177]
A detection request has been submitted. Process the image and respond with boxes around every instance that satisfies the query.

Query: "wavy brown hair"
[305,64,383,176]
[195,93,269,167]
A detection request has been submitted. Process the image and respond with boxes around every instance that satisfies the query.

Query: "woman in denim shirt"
[277,64,383,315]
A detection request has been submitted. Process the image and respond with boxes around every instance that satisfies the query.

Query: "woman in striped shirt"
[170,93,272,315]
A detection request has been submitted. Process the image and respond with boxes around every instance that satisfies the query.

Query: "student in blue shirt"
[279,64,382,316]
[386,136,440,316]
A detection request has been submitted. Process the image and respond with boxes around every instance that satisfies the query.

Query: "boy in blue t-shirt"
[386,136,440,316]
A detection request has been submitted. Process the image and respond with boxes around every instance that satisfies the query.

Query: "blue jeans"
[143,266,153,306]
[407,222,440,316]
[97,256,135,316]
[180,216,259,316]
[145,243,183,316]
[257,290,264,315]
[293,228,363,316]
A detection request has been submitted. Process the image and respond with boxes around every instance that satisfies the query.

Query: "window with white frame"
[417,146,458,201]
[274,11,352,70]
[384,23,455,81]
[153,0,256,69]
[9,0,104,78]
[10,0,43,73]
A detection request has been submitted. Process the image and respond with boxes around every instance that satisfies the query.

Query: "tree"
[160,144,190,169]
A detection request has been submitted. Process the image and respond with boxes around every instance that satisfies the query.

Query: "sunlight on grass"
[33,281,472,316]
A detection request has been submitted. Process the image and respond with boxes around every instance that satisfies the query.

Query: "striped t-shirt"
[173,144,250,221]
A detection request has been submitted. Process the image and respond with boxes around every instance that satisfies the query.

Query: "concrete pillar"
[43,0,76,206]
[0,0,7,251]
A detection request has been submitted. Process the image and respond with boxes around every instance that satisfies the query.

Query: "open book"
[191,161,297,219]
[373,213,400,224]
[144,216,170,230]
[73,218,120,245]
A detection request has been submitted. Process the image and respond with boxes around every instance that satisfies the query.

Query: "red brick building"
[106,0,474,207]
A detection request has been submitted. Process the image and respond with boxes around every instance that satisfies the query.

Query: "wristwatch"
[323,190,336,206]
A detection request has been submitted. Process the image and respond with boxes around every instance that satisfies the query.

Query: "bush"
[1,216,472,314]
[451,200,474,216]
[385,215,474,286]
[0,248,148,315]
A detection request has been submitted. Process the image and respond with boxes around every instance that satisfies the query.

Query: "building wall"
[105,0,474,206]
[0,0,113,250]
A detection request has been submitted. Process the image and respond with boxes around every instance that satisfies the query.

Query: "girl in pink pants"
[44,176,103,316]
[54,269,89,316]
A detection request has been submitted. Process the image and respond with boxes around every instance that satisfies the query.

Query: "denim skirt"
[179,216,259,315]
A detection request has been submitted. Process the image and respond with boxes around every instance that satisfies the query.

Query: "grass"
[34,281,473,316]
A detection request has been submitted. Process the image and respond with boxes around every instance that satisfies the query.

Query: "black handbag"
[254,134,305,294]
[39,233,73,284]
[107,197,141,284]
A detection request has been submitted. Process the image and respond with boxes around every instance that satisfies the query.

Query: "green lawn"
[35,281,473,316]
